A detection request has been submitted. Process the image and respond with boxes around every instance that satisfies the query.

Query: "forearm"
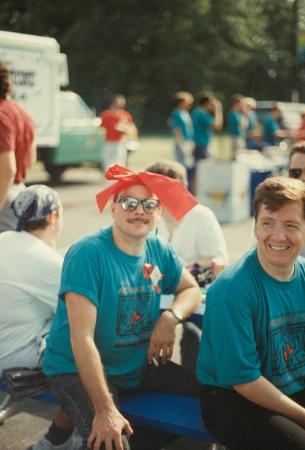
[173,128,185,147]
[0,166,15,209]
[234,376,305,427]
[26,141,37,167]
[170,286,202,319]
[71,334,115,414]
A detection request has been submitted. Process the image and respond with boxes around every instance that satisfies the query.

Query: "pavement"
[0,165,253,450]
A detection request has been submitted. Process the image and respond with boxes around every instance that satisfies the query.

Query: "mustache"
[127,218,150,224]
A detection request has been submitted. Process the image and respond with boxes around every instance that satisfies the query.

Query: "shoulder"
[208,251,257,302]
[65,229,110,260]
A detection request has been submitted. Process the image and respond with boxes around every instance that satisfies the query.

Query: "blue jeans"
[48,361,200,450]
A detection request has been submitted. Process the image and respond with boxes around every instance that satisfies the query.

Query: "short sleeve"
[159,240,183,295]
[59,239,102,307]
[203,283,261,385]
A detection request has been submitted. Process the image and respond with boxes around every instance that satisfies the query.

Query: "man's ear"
[46,211,57,226]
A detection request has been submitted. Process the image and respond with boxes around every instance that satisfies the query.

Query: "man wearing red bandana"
[35,165,202,450]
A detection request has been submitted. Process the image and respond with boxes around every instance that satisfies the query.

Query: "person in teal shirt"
[37,167,202,450]
[192,92,223,160]
[191,92,223,194]
[227,94,246,159]
[197,176,305,450]
[262,103,289,146]
[168,91,194,191]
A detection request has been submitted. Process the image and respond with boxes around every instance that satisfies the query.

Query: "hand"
[87,406,133,450]
[147,312,178,365]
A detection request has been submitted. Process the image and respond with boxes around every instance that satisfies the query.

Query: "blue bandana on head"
[11,185,61,231]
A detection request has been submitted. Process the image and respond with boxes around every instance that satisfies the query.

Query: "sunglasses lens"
[118,197,138,211]
[143,199,159,213]
[289,168,302,178]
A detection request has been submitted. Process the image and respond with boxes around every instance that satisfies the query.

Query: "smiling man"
[35,165,201,450]
[197,176,305,450]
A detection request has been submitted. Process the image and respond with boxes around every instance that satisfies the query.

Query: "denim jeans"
[48,361,200,450]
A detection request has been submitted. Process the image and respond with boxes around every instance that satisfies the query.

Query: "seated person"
[32,164,202,450]
[197,176,305,450]
[0,185,81,450]
[146,160,228,371]
[0,184,63,374]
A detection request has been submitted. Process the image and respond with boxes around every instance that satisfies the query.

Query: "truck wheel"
[44,163,66,182]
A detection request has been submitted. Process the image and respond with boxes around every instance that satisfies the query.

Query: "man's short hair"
[0,59,12,99]
[253,176,305,220]
[231,94,243,105]
[173,91,193,107]
[197,91,214,106]
[146,160,187,186]
[289,141,305,164]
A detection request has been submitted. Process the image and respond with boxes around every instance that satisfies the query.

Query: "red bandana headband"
[96,164,198,220]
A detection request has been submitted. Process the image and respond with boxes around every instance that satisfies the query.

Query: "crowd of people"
[2,56,305,450]
[168,91,305,195]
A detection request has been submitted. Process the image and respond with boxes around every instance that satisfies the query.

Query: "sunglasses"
[289,168,305,179]
[116,196,160,214]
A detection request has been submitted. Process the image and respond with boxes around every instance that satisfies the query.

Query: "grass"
[128,134,232,171]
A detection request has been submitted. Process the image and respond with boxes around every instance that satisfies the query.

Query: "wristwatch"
[166,307,183,323]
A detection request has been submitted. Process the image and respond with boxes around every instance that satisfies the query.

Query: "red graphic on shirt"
[283,342,295,361]
[130,309,142,326]
[143,263,163,293]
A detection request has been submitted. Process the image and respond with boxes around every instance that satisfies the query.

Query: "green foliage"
[0,0,301,132]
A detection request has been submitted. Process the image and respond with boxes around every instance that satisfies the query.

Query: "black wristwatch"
[166,307,183,323]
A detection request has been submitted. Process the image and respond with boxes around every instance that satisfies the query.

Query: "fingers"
[124,420,134,437]
[87,431,95,449]
[113,435,123,450]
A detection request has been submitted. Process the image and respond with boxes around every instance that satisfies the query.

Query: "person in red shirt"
[0,59,36,232]
[99,95,137,170]
[294,111,305,143]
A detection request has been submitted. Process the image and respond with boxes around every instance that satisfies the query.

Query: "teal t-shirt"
[227,110,244,137]
[43,227,183,388]
[247,111,258,132]
[192,107,214,147]
[169,108,194,140]
[197,250,305,396]
[263,114,279,145]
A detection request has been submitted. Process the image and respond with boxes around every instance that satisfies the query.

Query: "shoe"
[28,430,83,450]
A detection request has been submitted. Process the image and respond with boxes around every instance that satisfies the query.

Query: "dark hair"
[253,176,305,220]
[0,59,12,99]
[289,141,305,165]
[24,217,49,231]
[197,91,214,106]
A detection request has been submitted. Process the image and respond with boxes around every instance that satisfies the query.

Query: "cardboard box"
[196,160,250,223]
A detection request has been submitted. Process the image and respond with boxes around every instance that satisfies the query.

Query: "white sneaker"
[29,430,83,450]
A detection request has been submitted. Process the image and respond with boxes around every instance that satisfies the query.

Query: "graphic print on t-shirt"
[114,285,155,347]
[271,316,305,391]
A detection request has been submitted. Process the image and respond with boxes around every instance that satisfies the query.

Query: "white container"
[196,160,250,223]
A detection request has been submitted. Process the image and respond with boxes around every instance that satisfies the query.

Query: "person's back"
[0,185,63,375]
[0,230,62,373]
[0,98,35,181]
[0,60,36,232]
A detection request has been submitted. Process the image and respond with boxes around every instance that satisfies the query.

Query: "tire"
[44,163,66,182]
